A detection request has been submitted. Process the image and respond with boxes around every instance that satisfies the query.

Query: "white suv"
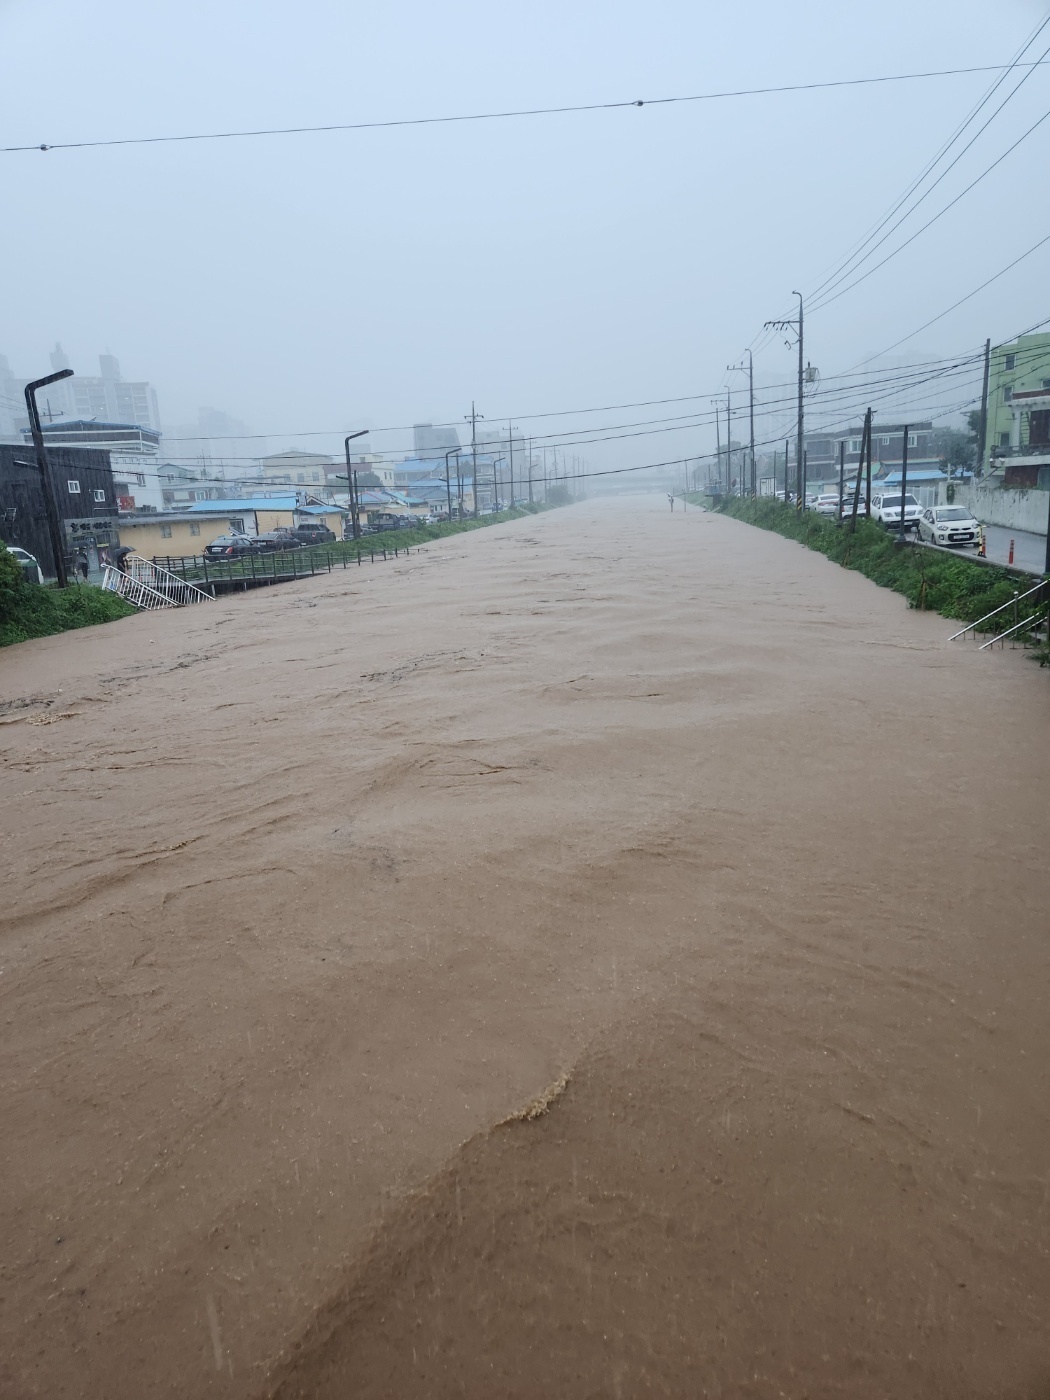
[6,545,44,584]
[871,492,922,533]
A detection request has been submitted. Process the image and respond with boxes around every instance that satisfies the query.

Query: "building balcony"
[990,443,1050,461]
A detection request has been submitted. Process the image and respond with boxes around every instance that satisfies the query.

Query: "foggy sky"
[2,0,1047,474]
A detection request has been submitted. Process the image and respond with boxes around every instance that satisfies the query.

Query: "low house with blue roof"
[117,495,347,555]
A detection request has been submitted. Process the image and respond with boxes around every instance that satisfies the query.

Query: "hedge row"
[0,546,135,648]
[709,496,1033,628]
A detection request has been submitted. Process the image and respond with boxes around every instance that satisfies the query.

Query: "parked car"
[254,530,303,551]
[364,513,412,533]
[293,523,336,544]
[813,492,846,516]
[6,545,44,584]
[204,534,259,558]
[917,506,982,548]
[871,492,922,533]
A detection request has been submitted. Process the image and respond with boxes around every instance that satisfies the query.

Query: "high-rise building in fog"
[0,346,163,439]
[43,346,162,430]
[413,422,461,460]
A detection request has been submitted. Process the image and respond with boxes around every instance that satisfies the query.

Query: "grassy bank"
[0,549,136,648]
[709,496,1039,631]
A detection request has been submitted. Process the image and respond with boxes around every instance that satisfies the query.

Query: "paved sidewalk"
[983,524,1046,574]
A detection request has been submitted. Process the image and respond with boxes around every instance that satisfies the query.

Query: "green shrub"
[715,498,1032,628]
[0,541,136,647]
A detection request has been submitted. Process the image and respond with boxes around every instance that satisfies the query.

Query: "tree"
[930,426,975,468]
[356,471,383,488]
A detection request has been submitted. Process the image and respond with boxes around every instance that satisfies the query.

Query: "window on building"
[848,439,862,453]
[93,489,106,502]
[190,523,200,537]
[160,523,172,538]
[194,490,208,501]
[908,434,916,448]
[1003,386,1013,402]
[999,432,1011,447]
[297,473,305,483]
[1004,354,1016,370]
[67,479,81,494]
[1042,379,1050,390]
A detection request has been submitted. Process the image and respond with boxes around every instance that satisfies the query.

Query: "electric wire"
[4,62,1048,155]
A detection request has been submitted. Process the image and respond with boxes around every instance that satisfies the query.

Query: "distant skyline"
[2,0,1048,481]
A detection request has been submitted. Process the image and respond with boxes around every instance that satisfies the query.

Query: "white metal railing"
[947,581,1046,642]
[127,555,213,604]
[101,556,213,610]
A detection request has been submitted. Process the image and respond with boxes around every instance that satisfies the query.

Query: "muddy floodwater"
[1,497,1047,1399]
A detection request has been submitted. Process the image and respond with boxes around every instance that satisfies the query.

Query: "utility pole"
[764,292,805,509]
[466,402,483,518]
[795,294,804,509]
[784,438,790,500]
[527,437,534,503]
[726,352,756,496]
[976,338,991,479]
[848,410,872,533]
[748,350,756,497]
[726,389,732,494]
[838,439,845,520]
[898,426,910,542]
[25,368,74,586]
[714,402,722,493]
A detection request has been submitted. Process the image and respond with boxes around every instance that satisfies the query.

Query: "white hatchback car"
[917,505,982,548]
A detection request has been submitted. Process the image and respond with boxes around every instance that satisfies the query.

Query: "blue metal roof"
[881,469,947,484]
[187,496,297,512]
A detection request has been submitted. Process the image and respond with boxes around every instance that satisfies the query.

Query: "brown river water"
[1,497,1047,1398]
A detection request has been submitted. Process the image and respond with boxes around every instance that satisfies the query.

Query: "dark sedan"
[204,534,260,558]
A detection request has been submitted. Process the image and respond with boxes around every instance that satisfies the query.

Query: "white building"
[24,419,165,511]
[258,449,333,486]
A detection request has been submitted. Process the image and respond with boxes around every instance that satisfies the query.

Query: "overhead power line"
[804,14,1050,307]
[808,102,1050,314]
[3,62,1049,155]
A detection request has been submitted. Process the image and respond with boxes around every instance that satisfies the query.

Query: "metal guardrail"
[151,541,416,589]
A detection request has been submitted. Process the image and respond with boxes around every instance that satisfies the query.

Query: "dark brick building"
[0,443,119,579]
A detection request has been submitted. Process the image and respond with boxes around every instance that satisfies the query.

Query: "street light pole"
[491,456,505,513]
[507,422,518,507]
[444,447,459,520]
[25,368,74,587]
[342,429,369,539]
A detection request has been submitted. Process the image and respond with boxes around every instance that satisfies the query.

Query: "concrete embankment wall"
[961,484,1049,534]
